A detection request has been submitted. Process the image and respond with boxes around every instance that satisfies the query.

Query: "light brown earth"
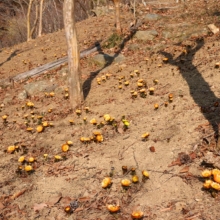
[1,0,220,219]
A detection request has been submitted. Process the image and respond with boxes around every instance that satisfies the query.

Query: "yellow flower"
[121,179,131,187]
[62,144,69,152]
[107,204,120,213]
[201,169,212,178]
[101,177,111,188]
[7,145,16,153]
[18,156,25,163]
[24,165,33,172]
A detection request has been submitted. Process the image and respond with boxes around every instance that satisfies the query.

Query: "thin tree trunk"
[76,0,90,18]
[133,0,136,18]
[38,0,44,37]
[90,0,95,10]
[27,0,34,41]
[63,0,83,109]
[18,0,27,19]
[113,0,121,34]
[30,1,39,38]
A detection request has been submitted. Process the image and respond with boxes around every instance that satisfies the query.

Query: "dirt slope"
[1,1,220,220]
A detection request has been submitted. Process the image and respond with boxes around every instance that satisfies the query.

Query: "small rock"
[144,13,162,21]
[190,28,209,38]
[208,24,219,34]
[149,146,155,152]
[3,94,13,104]
[93,54,113,66]
[135,30,158,41]
[162,31,173,39]
[92,54,125,66]
[43,84,58,93]
[113,54,126,63]
[24,80,57,96]
[17,90,28,100]
[128,44,140,51]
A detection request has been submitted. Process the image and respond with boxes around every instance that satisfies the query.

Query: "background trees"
[0,0,138,48]
[0,0,64,47]
[26,0,45,40]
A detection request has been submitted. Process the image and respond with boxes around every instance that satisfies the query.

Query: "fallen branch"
[12,43,101,82]
[118,141,138,160]
[11,16,145,84]
[10,189,27,200]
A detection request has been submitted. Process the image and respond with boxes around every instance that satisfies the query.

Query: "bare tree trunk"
[90,0,94,9]
[133,0,136,18]
[63,0,83,109]
[38,0,44,37]
[27,0,34,41]
[113,0,121,34]
[18,0,27,19]
[30,0,39,38]
[76,0,90,18]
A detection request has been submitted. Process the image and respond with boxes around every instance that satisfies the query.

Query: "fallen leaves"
[74,207,84,212]
[78,197,91,202]
[60,196,72,207]
[46,193,62,206]
[179,166,190,173]
[168,152,197,167]
[0,202,5,210]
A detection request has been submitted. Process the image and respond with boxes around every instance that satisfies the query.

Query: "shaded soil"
[1,0,220,219]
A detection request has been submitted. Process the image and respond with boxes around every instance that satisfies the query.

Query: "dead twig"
[118,141,138,160]
[10,188,27,200]
[185,213,201,220]
[132,148,139,169]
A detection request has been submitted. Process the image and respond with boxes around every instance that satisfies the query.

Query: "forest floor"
[1,0,220,219]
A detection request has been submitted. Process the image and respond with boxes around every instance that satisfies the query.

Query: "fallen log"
[11,17,144,84]
[12,43,101,82]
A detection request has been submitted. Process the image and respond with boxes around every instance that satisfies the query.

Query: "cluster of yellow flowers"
[202,169,220,191]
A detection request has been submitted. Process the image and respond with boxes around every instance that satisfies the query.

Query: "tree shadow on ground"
[160,37,220,142]
[0,49,20,67]
[82,24,139,99]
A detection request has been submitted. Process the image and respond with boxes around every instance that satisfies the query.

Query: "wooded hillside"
[0,0,137,48]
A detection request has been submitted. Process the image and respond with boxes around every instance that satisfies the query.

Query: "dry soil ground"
[1,0,220,220]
